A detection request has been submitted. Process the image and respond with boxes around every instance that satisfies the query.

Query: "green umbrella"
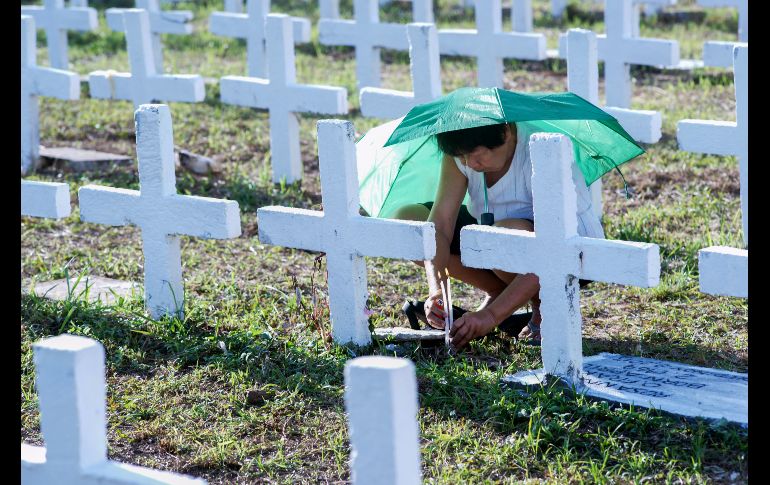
[356,87,644,218]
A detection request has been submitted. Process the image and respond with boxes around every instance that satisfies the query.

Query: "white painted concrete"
[437,0,546,88]
[258,120,436,345]
[703,41,747,68]
[21,180,71,219]
[359,23,441,119]
[21,334,206,484]
[88,9,205,108]
[20,0,97,69]
[677,45,747,247]
[460,133,660,383]
[21,15,80,175]
[224,0,244,12]
[699,246,747,298]
[220,14,348,184]
[78,105,241,319]
[321,0,433,22]
[209,0,311,78]
[344,356,421,485]
[511,0,534,33]
[698,0,747,41]
[106,0,194,74]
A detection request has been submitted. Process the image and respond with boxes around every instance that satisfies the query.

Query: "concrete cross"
[258,120,436,345]
[21,180,71,219]
[699,247,747,298]
[359,23,441,119]
[105,0,194,74]
[21,15,80,175]
[209,0,311,78]
[698,0,747,42]
[566,28,662,216]
[460,133,660,384]
[20,0,97,69]
[88,9,205,108]
[678,45,747,247]
[703,41,747,68]
[344,356,421,485]
[220,14,348,184]
[437,0,546,88]
[78,105,241,319]
[511,0,534,33]
[21,334,206,484]
[319,0,426,90]
[320,0,433,22]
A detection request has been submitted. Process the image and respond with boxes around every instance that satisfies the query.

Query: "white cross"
[22,334,206,484]
[78,104,241,319]
[20,0,97,70]
[698,246,747,298]
[209,0,311,78]
[677,45,747,247]
[258,120,436,345]
[88,9,205,109]
[511,0,534,33]
[224,0,244,12]
[460,133,660,383]
[21,180,71,219]
[359,22,441,119]
[566,28,662,216]
[319,0,430,90]
[437,0,546,88]
[703,41,747,68]
[344,356,422,485]
[698,0,747,42]
[320,0,434,22]
[21,15,80,175]
[105,0,194,74]
[220,14,348,184]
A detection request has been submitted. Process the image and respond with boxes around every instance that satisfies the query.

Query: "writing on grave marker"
[505,353,748,425]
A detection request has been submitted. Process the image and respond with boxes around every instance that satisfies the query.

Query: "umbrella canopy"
[356,87,644,218]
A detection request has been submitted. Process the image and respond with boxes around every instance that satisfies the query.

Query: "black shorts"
[419,201,591,288]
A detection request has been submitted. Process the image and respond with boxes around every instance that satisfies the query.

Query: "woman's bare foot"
[517,303,542,344]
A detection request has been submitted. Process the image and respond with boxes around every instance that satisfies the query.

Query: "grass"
[21,0,747,483]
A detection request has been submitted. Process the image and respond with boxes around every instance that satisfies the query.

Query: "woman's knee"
[390,204,430,222]
[493,218,534,232]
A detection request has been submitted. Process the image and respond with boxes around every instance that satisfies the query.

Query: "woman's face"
[459,126,515,173]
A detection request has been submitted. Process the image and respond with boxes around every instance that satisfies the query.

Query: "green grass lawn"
[21,0,747,482]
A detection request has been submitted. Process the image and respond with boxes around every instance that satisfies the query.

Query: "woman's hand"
[449,308,497,349]
[424,290,447,329]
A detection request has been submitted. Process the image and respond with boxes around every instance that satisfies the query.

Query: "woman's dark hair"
[435,122,513,157]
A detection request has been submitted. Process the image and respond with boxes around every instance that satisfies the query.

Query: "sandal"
[517,320,541,346]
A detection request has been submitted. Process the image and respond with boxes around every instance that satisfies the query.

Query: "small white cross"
[344,356,422,485]
[437,0,546,88]
[20,0,97,69]
[21,180,71,219]
[566,28,662,217]
[78,105,241,319]
[22,334,206,484]
[460,133,660,383]
[677,45,747,247]
[105,0,194,74]
[258,120,436,345]
[220,14,348,184]
[703,41,747,68]
[699,246,747,298]
[21,15,80,175]
[320,0,433,22]
[319,0,430,90]
[511,0,534,33]
[359,22,441,119]
[88,9,205,108]
[209,0,311,78]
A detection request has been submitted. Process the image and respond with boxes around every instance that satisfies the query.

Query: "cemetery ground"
[21,1,747,483]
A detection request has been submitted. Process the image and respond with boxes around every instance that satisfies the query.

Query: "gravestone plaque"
[39,147,132,172]
[25,276,140,305]
[503,353,748,425]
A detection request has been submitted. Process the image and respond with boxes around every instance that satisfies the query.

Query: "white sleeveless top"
[453,122,605,239]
